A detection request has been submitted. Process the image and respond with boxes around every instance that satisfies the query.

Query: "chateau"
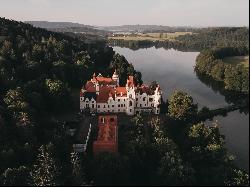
[80,70,162,115]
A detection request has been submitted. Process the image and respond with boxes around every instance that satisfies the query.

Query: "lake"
[113,46,249,171]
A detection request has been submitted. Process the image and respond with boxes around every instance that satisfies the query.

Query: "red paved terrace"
[93,115,118,154]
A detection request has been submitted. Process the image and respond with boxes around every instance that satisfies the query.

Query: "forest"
[0,17,142,185]
[108,27,249,51]
[195,47,249,94]
[0,18,249,186]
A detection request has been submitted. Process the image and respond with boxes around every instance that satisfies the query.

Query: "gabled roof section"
[97,86,114,103]
[116,87,127,97]
[84,92,97,100]
[135,84,155,95]
[126,76,136,88]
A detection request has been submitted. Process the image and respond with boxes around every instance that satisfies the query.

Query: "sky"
[0,0,249,26]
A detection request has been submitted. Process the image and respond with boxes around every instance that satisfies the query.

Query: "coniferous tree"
[30,143,60,186]
[70,151,86,186]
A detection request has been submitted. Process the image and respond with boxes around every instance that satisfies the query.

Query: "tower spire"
[112,69,119,86]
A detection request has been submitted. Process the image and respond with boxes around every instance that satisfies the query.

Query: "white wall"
[80,86,162,115]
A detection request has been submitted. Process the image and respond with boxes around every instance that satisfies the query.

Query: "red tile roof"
[126,76,135,88]
[93,76,117,86]
[135,85,154,95]
[116,87,127,97]
[81,75,157,102]
[85,81,96,92]
[97,86,114,103]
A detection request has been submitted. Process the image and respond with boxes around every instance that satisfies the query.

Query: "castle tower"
[126,86,136,115]
[112,70,119,86]
[91,73,97,83]
[154,85,162,114]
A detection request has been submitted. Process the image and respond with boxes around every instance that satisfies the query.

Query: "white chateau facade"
[80,71,162,115]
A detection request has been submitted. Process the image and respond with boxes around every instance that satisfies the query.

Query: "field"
[108,32,193,41]
[223,56,249,68]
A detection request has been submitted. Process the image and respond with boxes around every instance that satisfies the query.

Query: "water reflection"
[195,71,249,114]
[113,46,249,172]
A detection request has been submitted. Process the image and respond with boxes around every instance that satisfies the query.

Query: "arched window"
[101,117,105,123]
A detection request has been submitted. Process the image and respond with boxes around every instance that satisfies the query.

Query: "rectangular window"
[118,99,120,102]
[130,109,132,112]
[149,98,153,102]
[143,97,146,101]
[98,105,100,108]
[92,104,95,108]
[118,104,120,107]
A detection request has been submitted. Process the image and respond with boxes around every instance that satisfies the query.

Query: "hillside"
[26,21,110,37]
[108,27,249,51]
[99,24,197,33]
[0,17,143,185]
[0,18,249,186]
[25,21,92,29]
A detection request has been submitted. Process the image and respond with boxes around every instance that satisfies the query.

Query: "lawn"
[109,32,193,41]
[223,56,249,68]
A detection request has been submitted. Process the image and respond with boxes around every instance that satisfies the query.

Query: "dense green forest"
[195,47,249,94]
[108,27,249,51]
[0,18,249,186]
[0,17,142,185]
[84,90,249,186]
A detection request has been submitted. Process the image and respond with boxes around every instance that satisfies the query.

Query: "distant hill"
[26,21,110,37]
[26,22,198,34]
[98,25,198,33]
[25,21,93,29]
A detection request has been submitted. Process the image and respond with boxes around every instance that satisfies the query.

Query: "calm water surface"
[113,46,249,171]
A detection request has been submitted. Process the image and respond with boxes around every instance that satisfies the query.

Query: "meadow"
[109,32,193,41]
